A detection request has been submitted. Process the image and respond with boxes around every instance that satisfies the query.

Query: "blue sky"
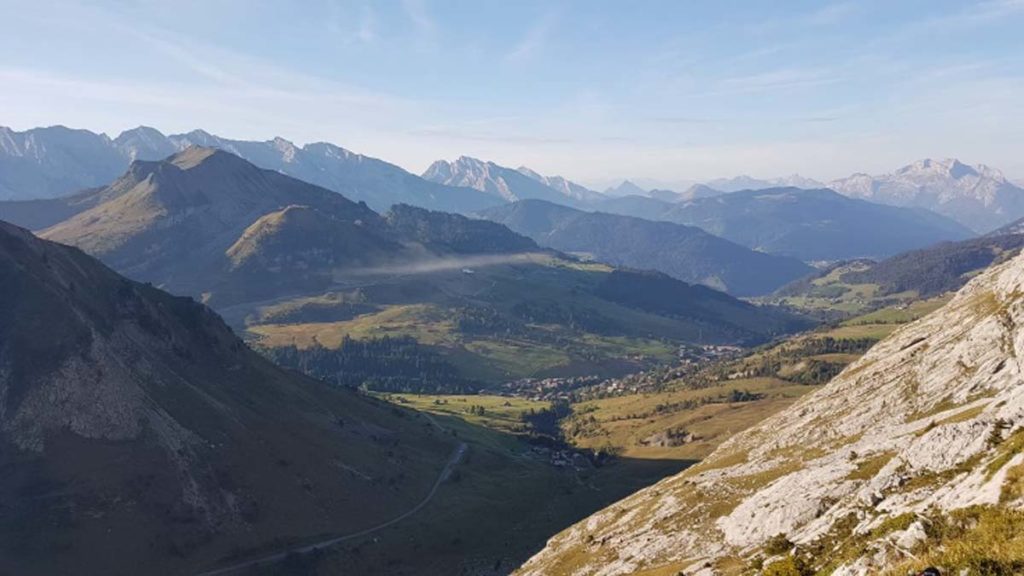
[2,0,1023,187]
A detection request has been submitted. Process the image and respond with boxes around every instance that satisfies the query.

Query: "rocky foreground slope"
[518,249,1024,575]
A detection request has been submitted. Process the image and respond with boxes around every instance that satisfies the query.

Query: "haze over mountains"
[582,187,972,261]
[5,125,1024,244]
[829,158,1024,233]
[422,156,592,206]
[701,173,825,193]
[0,125,502,213]
[481,199,812,296]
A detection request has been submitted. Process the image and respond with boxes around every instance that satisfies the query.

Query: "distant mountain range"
[422,156,601,206]
[662,187,973,261]
[0,125,501,213]
[516,167,606,202]
[829,158,1024,233]
[6,125,1020,234]
[0,217,456,575]
[603,180,648,197]
[481,199,812,296]
[601,159,1024,235]
[5,147,807,383]
[701,173,824,193]
[580,187,972,261]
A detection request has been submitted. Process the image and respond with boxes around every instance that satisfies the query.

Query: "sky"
[1,0,1023,189]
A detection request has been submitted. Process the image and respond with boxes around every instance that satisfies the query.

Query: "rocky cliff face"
[517,249,1024,575]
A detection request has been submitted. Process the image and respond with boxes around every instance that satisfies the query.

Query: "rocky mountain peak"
[830,159,1023,233]
[604,179,647,197]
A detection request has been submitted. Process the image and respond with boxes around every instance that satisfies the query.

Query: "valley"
[2,132,1023,576]
[5,3,1024,574]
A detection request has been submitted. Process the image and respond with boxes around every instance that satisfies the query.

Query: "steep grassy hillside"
[769,234,1024,318]
[246,257,808,384]
[0,220,456,575]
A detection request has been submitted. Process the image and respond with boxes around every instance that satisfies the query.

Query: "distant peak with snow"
[830,158,1024,233]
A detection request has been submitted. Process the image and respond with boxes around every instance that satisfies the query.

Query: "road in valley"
[195,415,466,576]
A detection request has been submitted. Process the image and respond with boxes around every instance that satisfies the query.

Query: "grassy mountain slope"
[481,199,812,296]
[33,149,810,384]
[768,234,1024,317]
[0,219,698,576]
[41,147,388,294]
[840,233,1024,297]
[0,219,456,575]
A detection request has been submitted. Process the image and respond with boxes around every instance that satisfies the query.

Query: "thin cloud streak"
[506,9,560,64]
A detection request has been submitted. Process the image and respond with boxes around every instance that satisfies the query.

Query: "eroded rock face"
[517,251,1024,575]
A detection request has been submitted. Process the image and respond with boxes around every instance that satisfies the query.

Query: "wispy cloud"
[802,2,860,26]
[648,116,718,125]
[714,67,844,95]
[743,1,859,34]
[327,1,377,45]
[898,0,1024,36]
[402,0,437,44]
[356,5,377,43]
[505,9,560,64]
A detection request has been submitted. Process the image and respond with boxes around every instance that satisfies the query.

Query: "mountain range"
[0,218,457,575]
[515,167,606,203]
[0,125,502,213]
[603,159,1024,235]
[481,199,812,296]
[518,228,1024,575]
[422,156,597,206]
[701,173,824,193]
[829,158,1024,233]
[603,180,649,197]
[588,187,973,261]
[6,147,808,385]
[6,125,1022,243]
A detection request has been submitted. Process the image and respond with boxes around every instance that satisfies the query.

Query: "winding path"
[195,419,466,576]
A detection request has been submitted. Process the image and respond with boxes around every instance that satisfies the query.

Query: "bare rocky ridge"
[517,248,1024,575]
[423,156,580,205]
[0,125,500,213]
[830,158,1024,233]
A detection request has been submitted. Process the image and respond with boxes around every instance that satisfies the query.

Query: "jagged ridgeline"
[517,248,1024,575]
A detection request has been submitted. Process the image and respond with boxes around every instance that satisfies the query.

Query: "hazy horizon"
[3,0,1023,185]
